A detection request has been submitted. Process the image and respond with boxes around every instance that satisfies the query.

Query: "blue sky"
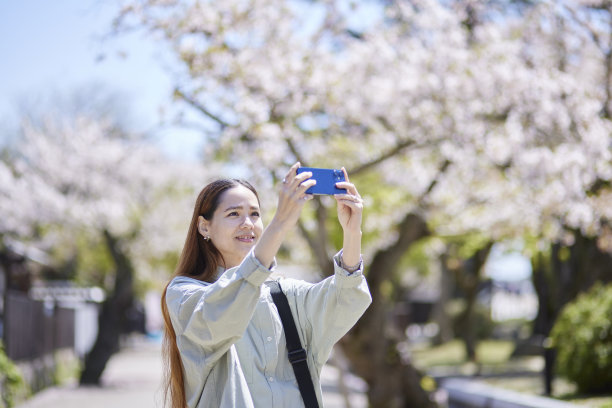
[0,0,202,160]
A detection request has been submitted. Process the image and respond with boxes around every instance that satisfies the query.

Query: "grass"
[410,339,515,368]
[53,349,81,386]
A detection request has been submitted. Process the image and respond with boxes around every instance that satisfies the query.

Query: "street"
[16,338,367,408]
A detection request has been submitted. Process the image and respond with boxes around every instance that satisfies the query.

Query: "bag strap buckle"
[288,348,307,364]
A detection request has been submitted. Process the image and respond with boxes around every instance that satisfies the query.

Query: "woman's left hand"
[334,167,363,234]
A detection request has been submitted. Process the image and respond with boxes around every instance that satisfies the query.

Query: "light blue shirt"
[165,249,372,407]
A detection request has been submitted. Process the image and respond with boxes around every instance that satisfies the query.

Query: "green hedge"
[0,342,27,408]
[550,282,612,393]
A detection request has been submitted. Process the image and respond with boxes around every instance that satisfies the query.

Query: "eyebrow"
[223,205,260,212]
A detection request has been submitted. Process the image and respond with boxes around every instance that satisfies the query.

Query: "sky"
[485,244,531,282]
[0,0,203,161]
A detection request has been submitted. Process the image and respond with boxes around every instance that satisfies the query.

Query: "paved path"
[17,339,367,408]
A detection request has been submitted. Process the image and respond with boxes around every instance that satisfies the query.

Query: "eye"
[251,211,260,217]
[228,211,239,217]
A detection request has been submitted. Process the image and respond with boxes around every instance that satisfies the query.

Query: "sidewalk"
[16,338,367,408]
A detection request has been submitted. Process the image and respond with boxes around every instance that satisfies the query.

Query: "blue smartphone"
[296,167,347,195]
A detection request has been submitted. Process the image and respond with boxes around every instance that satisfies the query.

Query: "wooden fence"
[3,291,75,361]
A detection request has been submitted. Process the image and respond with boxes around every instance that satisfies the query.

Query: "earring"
[204,235,210,241]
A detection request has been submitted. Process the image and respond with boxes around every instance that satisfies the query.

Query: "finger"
[335,197,363,211]
[334,199,361,213]
[297,179,316,195]
[341,167,350,183]
[334,193,362,202]
[335,182,359,197]
[335,197,363,209]
[283,162,301,185]
[293,170,313,186]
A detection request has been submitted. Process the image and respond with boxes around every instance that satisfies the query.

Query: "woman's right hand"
[271,162,315,232]
[253,162,315,268]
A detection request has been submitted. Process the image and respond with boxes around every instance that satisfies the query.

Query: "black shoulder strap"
[269,280,320,408]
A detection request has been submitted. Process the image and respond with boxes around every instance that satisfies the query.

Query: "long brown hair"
[161,179,260,408]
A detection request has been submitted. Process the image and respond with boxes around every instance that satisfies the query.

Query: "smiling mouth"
[236,234,256,242]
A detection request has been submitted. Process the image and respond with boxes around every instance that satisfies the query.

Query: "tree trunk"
[297,196,334,277]
[80,230,135,385]
[339,213,437,408]
[532,230,612,339]
[431,263,453,345]
[531,251,555,337]
[448,243,493,362]
[529,230,612,395]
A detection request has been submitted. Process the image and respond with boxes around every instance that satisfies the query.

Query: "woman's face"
[199,185,264,268]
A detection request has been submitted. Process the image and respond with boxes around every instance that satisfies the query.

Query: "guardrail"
[440,378,580,408]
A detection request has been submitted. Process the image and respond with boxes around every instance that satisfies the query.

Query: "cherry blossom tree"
[1,111,213,384]
[113,0,612,405]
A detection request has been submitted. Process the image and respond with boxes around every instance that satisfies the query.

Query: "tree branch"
[417,159,451,208]
[564,4,605,51]
[174,88,231,129]
[297,219,334,276]
[349,137,417,176]
[285,137,307,165]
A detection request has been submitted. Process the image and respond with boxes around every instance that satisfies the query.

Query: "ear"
[197,216,209,238]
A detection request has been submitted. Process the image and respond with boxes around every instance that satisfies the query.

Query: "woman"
[161,162,371,407]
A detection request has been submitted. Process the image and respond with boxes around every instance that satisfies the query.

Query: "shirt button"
[267,336,272,342]
[269,377,274,382]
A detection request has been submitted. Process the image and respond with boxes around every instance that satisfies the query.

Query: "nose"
[240,216,254,229]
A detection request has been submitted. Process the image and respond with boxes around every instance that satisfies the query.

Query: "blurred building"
[489,280,538,322]
[484,246,538,323]
[0,239,104,392]
[397,247,538,343]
